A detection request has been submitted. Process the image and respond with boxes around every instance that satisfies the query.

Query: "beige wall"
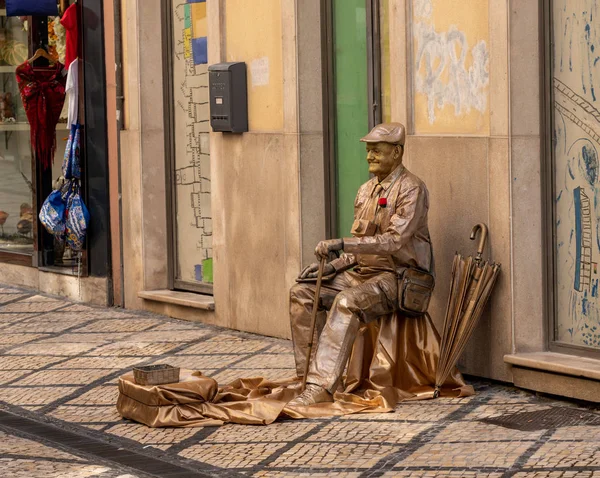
[388,0,516,382]
[119,0,325,338]
[209,0,325,338]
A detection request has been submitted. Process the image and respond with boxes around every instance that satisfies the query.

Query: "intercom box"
[208,62,248,133]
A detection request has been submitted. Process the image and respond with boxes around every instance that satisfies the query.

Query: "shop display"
[5,0,58,17]
[65,58,78,125]
[50,17,66,64]
[16,60,66,169]
[0,92,14,121]
[60,3,79,69]
[1,39,28,66]
[39,124,88,252]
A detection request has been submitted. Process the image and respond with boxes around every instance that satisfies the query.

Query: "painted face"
[366,142,402,180]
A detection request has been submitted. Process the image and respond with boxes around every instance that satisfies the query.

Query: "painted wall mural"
[412,0,490,134]
[554,0,600,348]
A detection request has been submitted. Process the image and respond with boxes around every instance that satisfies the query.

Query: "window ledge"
[504,352,600,381]
[138,289,215,311]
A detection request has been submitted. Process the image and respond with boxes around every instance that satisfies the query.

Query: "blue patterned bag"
[62,124,81,180]
[65,187,90,252]
[6,0,58,16]
[39,190,67,237]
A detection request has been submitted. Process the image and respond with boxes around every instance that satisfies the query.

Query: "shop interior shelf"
[0,123,71,132]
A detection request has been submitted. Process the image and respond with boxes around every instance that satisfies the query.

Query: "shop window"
[549,0,600,353]
[0,2,101,278]
[166,0,213,295]
[0,13,35,260]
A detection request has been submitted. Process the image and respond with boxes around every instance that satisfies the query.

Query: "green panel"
[202,258,213,284]
[333,0,369,236]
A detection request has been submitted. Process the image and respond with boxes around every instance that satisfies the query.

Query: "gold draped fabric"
[116,313,472,427]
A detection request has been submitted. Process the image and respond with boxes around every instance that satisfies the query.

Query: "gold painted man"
[288,122,433,406]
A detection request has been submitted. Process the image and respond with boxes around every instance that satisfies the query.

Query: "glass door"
[167,0,213,294]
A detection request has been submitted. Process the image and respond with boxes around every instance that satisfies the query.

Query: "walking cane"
[301,257,327,392]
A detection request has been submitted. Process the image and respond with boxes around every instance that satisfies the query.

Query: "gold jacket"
[331,164,432,274]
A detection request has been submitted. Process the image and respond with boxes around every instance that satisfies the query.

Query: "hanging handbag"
[65,182,89,252]
[6,0,58,16]
[39,190,67,237]
[396,242,435,317]
[62,124,81,179]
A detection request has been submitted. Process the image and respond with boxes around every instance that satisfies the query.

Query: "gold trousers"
[289,269,397,392]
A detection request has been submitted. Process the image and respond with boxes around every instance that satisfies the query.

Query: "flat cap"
[360,122,406,146]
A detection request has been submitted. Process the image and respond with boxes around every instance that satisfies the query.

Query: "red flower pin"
[378,197,387,208]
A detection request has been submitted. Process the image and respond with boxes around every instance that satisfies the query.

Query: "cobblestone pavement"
[1,285,600,477]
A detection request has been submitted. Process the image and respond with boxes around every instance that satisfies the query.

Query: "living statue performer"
[289,122,441,406]
[116,123,471,429]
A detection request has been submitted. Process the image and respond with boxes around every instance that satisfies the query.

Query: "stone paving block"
[0,386,80,406]
[431,421,545,442]
[0,369,32,384]
[0,301,65,313]
[0,293,29,303]
[0,355,64,370]
[22,295,65,303]
[311,420,432,444]
[0,312,39,325]
[397,441,535,468]
[205,421,320,443]
[550,425,600,442]
[254,473,361,478]
[524,441,600,468]
[0,333,48,345]
[266,343,294,354]
[75,318,163,333]
[89,341,180,356]
[179,442,288,468]
[124,329,211,342]
[1,458,140,477]
[212,368,296,385]
[66,385,120,406]
[13,368,116,386]
[386,472,504,477]
[49,405,123,424]
[106,422,199,445]
[159,354,242,370]
[270,442,397,469]
[38,333,131,343]
[152,322,210,331]
[177,339,271,355]
[233,354,296,370]
[464,403,553,420]
[52,356,151,370]
[341,403,462,422]
[2,318,89,333]
[513,472,599,477]
[7,342,100,356]
[0,430,86,461]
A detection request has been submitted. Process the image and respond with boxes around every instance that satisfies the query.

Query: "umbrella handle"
[470,223,488,262]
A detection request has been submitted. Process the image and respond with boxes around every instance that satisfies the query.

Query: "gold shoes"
[288,384,333,406]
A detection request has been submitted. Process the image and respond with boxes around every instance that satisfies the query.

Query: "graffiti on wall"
[554,0,600,348]
[412,0,489,134]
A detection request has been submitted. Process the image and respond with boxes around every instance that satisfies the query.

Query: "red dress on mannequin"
[16,62,67,170]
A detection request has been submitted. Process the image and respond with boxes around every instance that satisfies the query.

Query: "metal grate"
[481,407,600,431]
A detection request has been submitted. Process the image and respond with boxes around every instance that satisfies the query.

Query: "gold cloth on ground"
[116,312,473,427]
